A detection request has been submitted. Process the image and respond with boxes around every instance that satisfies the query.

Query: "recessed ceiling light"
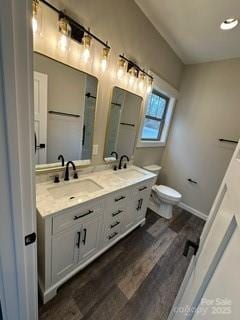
[220,18,239,30]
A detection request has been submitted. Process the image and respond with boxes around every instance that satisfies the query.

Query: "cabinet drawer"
[104,225,121,244]
[106,218,122,231]
[134,181,153,195]
[52,202,102,234]
[106,190,128,208]
[105,207,125,223]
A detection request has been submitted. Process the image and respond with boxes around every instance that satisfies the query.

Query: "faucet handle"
[123,163,127,169]
[73,171,78,179]
[54,175,60,183]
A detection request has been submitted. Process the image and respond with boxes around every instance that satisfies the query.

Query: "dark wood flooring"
[39,208,205,320]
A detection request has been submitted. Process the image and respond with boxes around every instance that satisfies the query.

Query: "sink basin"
[115,169,146,180]
[48,179,103,200]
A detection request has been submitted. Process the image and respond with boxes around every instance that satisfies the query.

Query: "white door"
[34,71,47,164]
[169,141,240,319]
[80,216,101,262]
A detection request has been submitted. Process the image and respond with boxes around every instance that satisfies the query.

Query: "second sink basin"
[115,168,146,180]
[48,179,103,200]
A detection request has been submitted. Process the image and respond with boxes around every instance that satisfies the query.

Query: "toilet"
[143,165,182,219]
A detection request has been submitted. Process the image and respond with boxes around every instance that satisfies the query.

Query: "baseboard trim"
[178,202,208,221]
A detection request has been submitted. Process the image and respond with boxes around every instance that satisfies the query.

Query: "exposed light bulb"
[57,17,71,52]
[58,34,68,51]
[117,68,124,79]
[32,16,38,34]
[82,47,90,62]
[32,0,42,36]
[100,47,110,72]
[116,57,126,80]
[101,58,107,72]
[138,73,145,91]
[220,18,239,30]
[146,77,153,94]
[82,33,92,63]
[128,67,137,86]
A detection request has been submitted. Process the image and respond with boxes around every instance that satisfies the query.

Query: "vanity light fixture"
[82,32,92,62]
[32,0,42,35]
[220,18,239,30]
[100,46,110,72]
[116,57,126,79]
[57,17,71,52]
[118,54,153,93]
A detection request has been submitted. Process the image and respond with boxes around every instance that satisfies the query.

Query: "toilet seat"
[153,185,182,202]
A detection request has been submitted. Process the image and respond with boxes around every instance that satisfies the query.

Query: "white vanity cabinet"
[37,168,155,303]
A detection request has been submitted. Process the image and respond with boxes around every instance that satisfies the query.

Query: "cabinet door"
[132,186,152,222]
[52,225,81,284]
[79,215,101,263]
[123,206,135,231]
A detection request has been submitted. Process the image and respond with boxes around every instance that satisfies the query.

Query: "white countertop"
[36,166,156,218]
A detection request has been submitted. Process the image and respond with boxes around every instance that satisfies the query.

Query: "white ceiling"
[135,0,240,64]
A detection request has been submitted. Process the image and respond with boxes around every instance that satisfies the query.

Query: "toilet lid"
[153,185,182,201]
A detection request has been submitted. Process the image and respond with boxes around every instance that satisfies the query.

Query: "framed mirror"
[104,87,143,160]
[34,52,98,169]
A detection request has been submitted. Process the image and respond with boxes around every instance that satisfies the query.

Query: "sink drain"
[69,196,75,200]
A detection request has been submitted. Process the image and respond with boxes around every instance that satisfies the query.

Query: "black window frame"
[141,89,170,141]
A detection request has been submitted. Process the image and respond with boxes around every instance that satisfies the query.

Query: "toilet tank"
[143,165,162,184]
[143,164,162,174]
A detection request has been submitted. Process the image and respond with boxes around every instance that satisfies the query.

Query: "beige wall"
[134,147,165,167]
[48,0,183,165]
[161,58,240,215]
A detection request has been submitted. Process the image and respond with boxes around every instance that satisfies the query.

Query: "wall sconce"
[82,33,92,62]
[100,46,110,72]
[147,77,153,94]
[32,0,42,35]
[57,17,71,52]
[116,57,126,79]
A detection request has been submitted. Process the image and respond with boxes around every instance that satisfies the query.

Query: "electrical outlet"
[92,144,98,155]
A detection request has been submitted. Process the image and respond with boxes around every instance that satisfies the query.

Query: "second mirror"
[104,87,142,160]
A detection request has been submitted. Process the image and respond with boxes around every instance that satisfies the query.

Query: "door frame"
[0,0,38,319]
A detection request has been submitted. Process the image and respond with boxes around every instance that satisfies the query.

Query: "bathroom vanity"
[36,166,156,303]
[33,37,152,303]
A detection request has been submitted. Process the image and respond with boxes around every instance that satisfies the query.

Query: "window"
[141,90,169,141]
